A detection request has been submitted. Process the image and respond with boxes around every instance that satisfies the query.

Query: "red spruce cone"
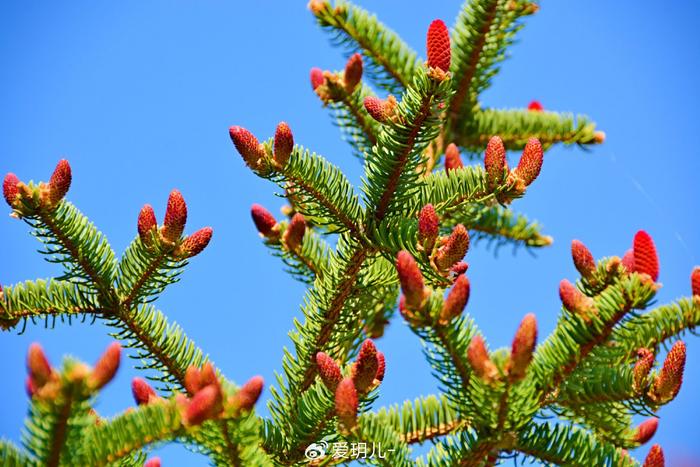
[132,377,157,405]
[435,224,470,271]
[375,352,386,382]
[571,239,596,279]
[559,279,595,318]
[229,126,267,172]
[137,204,158,243]
[418,204,439,252]
[144,458,161,467]
[440,274,470,323]
[161,189,187,243]
[527,100,543,112]
[284,213,306,251]
[468,335,498,382]
[184,366,203,395]
[310,67,325,90]
[484,136,507,190]
[316,352,342,391]
[508,313,537,381]
[89,342,121,390]
[621,248,636,272]
[27,343,53,388]
[3,173,20,207]
[251,204,277,236]
[233,375,264,413]
[185,384,223,426]
[692,266,700,297]
[650,340,686,403]
[179,227,213,258]
[643,444,664,467]
[633,418,658,445]
[335,377,358,430]
[444,143,463,172]
[352,339,379,393]
[633,348,655,392]
[364,96,387,123]
[426,19,451,72]
[344,53,363,93]
[47,159,72,205]
[273,122,294,166]
[513,138,543,188]
[396,251,426,309]
[633,230,659,281]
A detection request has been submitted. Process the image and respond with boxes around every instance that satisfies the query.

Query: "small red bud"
[27,343,52,388]
[468,336,498,382]
[344,53,363,94]
[571,240,596,279]
[89,342,121,390]
[643,444,664,467]
[513,138,543,187]
[426,19,451,72]
[651,340,686,403]
[310,67,325,90]
[335,377,358,430]
[559,279,595,319]
[692,266,700,297]
[179,227,213,258]
[633,230,659,281]
[396,251,426,309]
[233,376,264,413]
[161,189,187,243]
[185,384,223,426]
[435,224,470,271]
[284,213,306,251]
[375,352,386,382]
[144,457,161,467]
[132,377,157,405]
[273,122,294,166]
[3,173,20,207]
[450,262,469,276]
[364,96,387,123]
[137,204,158,243]
[594,131,606,144]
[200,362,217,387]
[440,274,470,323]
[418,204,439,252]
[621,249,636,272]
[484,136,507,190]
[184,366,203,395]
[527,100,544,112]
[316,352,342,391]
[444,143,463,172]
[633,348,655,392]
[47,159,72,205]
[509,313,537,381]
[229,126,267,172]
[634,418,659,445]
[352,339,379,393]
[251,204,277,236]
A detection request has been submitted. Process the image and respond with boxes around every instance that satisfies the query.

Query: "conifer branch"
[0,440,37,466]
[326,82,380,158]
[311,0,420,95]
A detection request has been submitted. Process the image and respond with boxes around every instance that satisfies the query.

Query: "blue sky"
[1,1,699,465]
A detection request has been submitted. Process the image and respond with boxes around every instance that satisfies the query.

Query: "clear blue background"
[1,1,699,465]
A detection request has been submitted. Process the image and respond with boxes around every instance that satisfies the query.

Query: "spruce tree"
[1,1,698,465]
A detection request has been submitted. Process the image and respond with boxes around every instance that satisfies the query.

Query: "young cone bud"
[316,352,342,391]
[185,384,223,426]
[426,19,450,72]
[229,126,267,172]
[396,251,426,309]
[375,352,386,382]
[47,159,72,205]
[144,458,161,467]
[25,377,36,398]
[450,261,469,276]
[184,366,202,395]
[418,204,439,252]
[444,143,463,172]
[692,266,700,297]
[643,444,664,467]
[310,67,325,90]
[352,339,379,393]
[633,348,655,392]
[132,377,157,405]
[571,240,596,279]
[27,343,52,388]
[435,224,470,271]
[440,274,470,323]
[284,213,306,250]
[634,418,659,445]
[509,313,537,381]
[513,138,543,187]
[335,377,358,430]
[179,227,213,258]
[251,204,277,236]
[343,53,363,93]
[364,96,387,123]
[89,342,121,390]
[621,248,636,272]
[484,136,507,189]
[527,100,543,112]
[633,230,659,281]
[199,362,217,387]
[3,173,20,207]
[273,122,294,166]
[467,336,498,382]
[559,279,595,318]
[233,376,264,412]
[651,340,686,403]
[161,190,187,243]
[137,204,158,243]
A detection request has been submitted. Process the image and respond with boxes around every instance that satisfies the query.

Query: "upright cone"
[426,20,451,72]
